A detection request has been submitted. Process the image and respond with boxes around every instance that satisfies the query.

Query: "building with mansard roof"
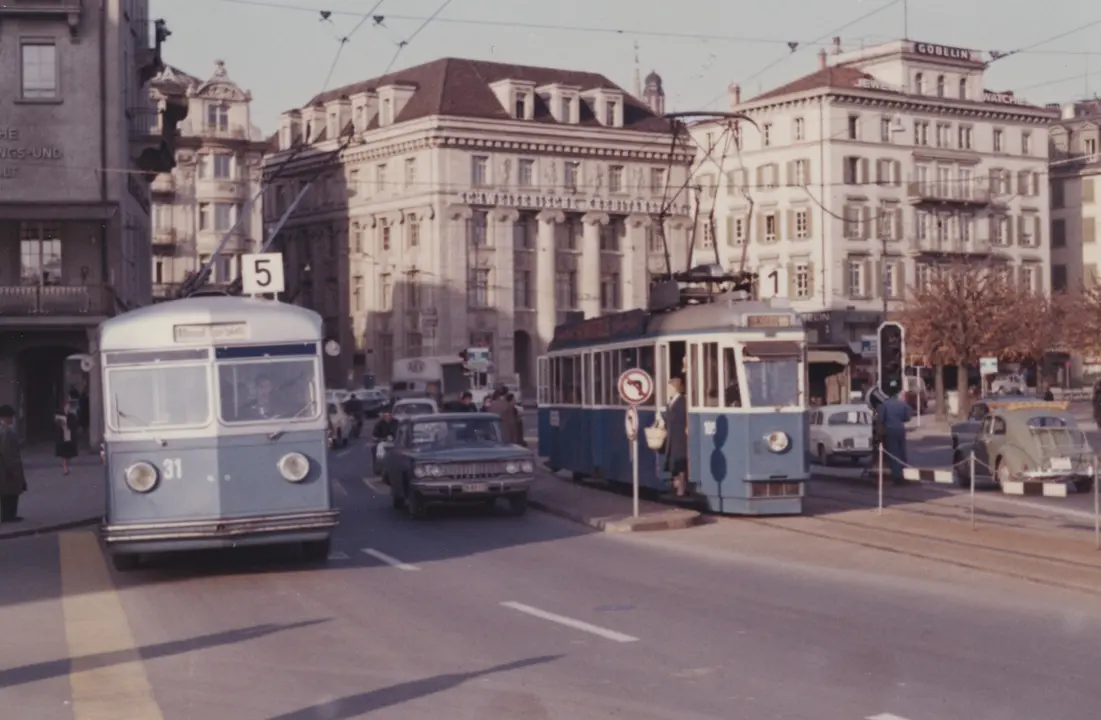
[263,57,692,393]
[688,38,1057,403]
[147,61,270,301]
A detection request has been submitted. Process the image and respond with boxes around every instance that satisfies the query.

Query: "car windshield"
[408,417,504,449]
[396,402,434,416]
[828,410,870,426]
[742,348,801,407]
[107,364,210,430]
[218,359,319,423]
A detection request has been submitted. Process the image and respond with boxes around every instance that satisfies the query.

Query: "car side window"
[968,403,987,422]
[992,417,1007,435]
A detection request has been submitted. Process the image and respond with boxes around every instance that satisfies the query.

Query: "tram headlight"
[278,452,310,483]
[414,464,441,478]
[765,431,791,453]
[124,462,158,493]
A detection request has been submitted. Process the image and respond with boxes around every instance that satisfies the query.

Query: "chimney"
[729,83,741,108]
[832,36,842,55]
[818,49,828,70]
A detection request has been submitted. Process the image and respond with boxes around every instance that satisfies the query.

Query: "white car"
[391,397,438,419]
[327,401,354,448]
[809,404,874,466]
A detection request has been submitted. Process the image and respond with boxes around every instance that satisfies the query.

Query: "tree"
[1002,291,1071,373]
[898,261,1020,409]
[1065,285,1101,361]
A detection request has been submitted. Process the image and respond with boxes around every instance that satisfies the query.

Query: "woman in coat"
[55,400,78,475]
[663,377,689,496]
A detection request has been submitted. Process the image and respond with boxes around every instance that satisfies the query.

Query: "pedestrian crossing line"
[60,531,164,719]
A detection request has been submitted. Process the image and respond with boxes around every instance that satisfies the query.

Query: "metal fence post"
[969,450,976,531]
[877,443,884,515]
[1094,462,1099,551]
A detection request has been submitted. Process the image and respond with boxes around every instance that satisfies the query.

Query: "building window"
[647,223,664,252]
[1021,132,1031,155]
[214,203,233,230]
[936,75,945,97]
[19,222,62,285]
[376,164,387,192]
[514,92,527,119]
[352,275,364,311]
[1052,180,1065,209]
[763,213,778,243]
[404,158,417,188]
[795,209,809,239]
[555,271,578,309]
[793,117,805,141]
[408,215,420,247]
[884,263,897,298]
[379,273,392,311]
[207,103,229,131]
[212,155,232,179]
[847,115,860,140]
[1051,219,1066,249]
[650,167,666,192]
[406,277,420,309]
[381,98,392,125]
[514,214,536,249]
[564,162,579,191]
[844,206,862,239]
[1021,265,1037,293]
[959,78,968,99]
[762,123,772,146]
[1052,264,1068,292]
[471,156,488,187]
[381,222,391,251]
[728,216,745,246]
[20,42,58,100]
[518,159,534,187]
[958,126,973,149]
[914,72,924,94]
[514,269,532,309]
[563,217,581,250]
[913,121,929,146]
[792,159,809,186]
[198,203,210,231]
[469,210,488,247]
[600,273,620,310]
[600,221,621,251]
[352,222,363,253]
[936,123,952,148]
[608,165,624,193]
[794,263,810,298]
[880,117,892,143]
[847,260,864,297]
[843,157,860,185]
[604,100,616,126]
[699,220,714,248]
[1087,138,1099,156]
[993,129,1004,153]
[879,207,895,239]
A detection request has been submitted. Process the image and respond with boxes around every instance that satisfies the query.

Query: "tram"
[537,271,809,515]
[96,295,339,570]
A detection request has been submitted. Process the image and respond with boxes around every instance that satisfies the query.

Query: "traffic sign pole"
[631,409,640,518]
[617,369,653,520]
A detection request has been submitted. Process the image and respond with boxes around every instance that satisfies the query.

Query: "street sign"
[241,252,285,295]
[624,405,639,441]
[618,368,654,405]
[979,357,998,375]
[860,335,877,358]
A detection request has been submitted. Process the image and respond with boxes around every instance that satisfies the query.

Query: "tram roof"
[547,296,803,351]
[98,296,322,351]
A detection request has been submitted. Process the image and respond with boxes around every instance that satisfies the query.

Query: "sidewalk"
[0,448,103,541]
[530,467,700,532]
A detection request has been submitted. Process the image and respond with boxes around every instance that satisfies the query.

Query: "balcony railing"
[180,121,253,140]
[152,227,177,250]
[906,180,992,205]
[910,236,994,255]
[0,285,111,317]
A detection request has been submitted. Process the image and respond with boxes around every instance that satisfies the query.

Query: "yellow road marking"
[60,532,163,720]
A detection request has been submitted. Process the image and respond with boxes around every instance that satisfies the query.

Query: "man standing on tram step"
[488,388,521,446]
[664,377,689,497]
[0,405,27,524]
[877,380,912,485]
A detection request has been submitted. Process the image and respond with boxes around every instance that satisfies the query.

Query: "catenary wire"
[382,0,454,75]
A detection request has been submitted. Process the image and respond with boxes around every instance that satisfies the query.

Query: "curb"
[0,515,101,541]
[528,496,700,533]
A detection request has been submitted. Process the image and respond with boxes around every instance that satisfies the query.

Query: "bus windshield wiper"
[114,396,167,446]
[267,401,319,440]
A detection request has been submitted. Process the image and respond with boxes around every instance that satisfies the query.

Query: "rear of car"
[810,405,874,465]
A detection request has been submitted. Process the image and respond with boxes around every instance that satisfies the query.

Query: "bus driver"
[243,374,284,420]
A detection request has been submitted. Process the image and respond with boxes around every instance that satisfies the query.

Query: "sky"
[150,0,1100,135]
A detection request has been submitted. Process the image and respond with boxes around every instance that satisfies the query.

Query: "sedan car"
[392,397,439,420]
[809,404,874,465]
[380,413,535,518]
[952,400,1095,492]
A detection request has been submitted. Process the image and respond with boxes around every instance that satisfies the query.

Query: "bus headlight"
[414,464,441,478]
[278,453,310,482]
[124,462,158,493]
[765,431,791,453]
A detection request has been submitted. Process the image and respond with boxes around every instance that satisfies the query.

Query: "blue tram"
[537,283,809,515]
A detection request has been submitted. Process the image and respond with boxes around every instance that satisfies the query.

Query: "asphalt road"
[3,439,1101,719]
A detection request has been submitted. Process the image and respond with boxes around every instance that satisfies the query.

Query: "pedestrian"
[876,380,912,485]
[663,377,689,496]
[488,390,521,445]
[505,392,525,445]
[1043,386,1055,402]
[0,404,27,524]
[55,400,79,475]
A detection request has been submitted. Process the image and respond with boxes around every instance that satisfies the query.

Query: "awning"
[744,341,802,358]
[808,350,850,366]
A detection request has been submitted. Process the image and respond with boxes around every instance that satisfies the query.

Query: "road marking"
[362,476,386,493]
[334,448,352,458]
[332,478,348,498]
[499,601,639,643]
[867,714,912,720]
[328,551,350,560]
[60,531,164,719]
[361,548,420,571]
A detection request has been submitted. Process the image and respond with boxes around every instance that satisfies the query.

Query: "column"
[624,213,652,309]
[580,211,608,318]
[444,203,473,353]
[492,208,519,380]
[535,209,564,352]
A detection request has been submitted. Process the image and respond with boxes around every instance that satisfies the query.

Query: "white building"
[148,61,270,301]
[264,58,693,393]
[690,38,1057,401]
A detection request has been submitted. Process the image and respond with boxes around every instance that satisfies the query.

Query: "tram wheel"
[111,553,140,572]
[302,538,331,563]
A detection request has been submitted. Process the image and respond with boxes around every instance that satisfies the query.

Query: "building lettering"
[856,78,904,93]
[983,90,1029,106]
[457,191,689,216]
[0,127,64,180]
[913,42,978,62]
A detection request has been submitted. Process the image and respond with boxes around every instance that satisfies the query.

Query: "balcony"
[151,173,175,195]
[152,228,177,253]
[906,180,992,207]
[196,177,250,201]
[910,236,994,256]
[0,285,111,318]
[179,121,254,141]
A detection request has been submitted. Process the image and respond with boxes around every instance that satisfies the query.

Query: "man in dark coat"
[488,388,521,445]
[663,377,689,496]
[0,404,27,523]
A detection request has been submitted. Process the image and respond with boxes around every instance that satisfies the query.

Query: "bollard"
[877,443,884,515]
[969,450,976,531]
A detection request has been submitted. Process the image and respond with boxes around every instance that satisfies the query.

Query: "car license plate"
[1051,457,1072,471]
[463,483,489,493]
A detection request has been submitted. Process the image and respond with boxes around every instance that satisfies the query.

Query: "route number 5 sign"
[241,253,286,296]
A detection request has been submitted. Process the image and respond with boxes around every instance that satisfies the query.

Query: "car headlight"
[124,461,158,493]
[765,431,791,453]
[520,460,534,473]
[278,452,310,482]
[505,462,519,474]
[414,464,441,478]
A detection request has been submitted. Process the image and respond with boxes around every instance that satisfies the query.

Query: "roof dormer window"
[604,100,616,126]
[381,97,392,126]
[514,92,527,120]
[561,96,573,124]
[327,111,338,138]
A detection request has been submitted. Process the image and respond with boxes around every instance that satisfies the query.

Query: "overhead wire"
[382,0,454,75]
[320,0,388,91]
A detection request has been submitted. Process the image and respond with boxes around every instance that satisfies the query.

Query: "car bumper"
[102,509,340,550]
[1019,470,1090,481]
[411,477,533,500]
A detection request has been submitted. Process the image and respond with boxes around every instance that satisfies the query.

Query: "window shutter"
[803,158,813,185]
[1005,216,1014,245]
[1086,178,1095,204]
[787,209,795,240]
[806,261,816,298]
[893,208,903,241]
[1015,215,1024,245]
[863,259,874,297]
[873,260,882,298]
[875,208,884,239]
[1017,170,1027,195]
[786,262,796,297]
[1086,217,1096,244]
[892,160,902,185]
[861,207,871,239]
[1032,216,1041,246]
[785,161,795,187]
[755,166,763,189]
[726,216,735,246]
[1031,172,1040,196]
[859,158,870,185]
[756,213,764,243]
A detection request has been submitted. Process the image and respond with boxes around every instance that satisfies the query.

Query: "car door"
[953,402,988,454]
[971,414,997,479]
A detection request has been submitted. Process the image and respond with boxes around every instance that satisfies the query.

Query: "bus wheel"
[302,538,331,563]
[111,553,140,572]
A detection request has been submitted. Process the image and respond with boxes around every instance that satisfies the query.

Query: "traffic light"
[877,321,905,395]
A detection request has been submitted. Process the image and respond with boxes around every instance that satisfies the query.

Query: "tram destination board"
[745,314,793,328]
[549,309,649,350]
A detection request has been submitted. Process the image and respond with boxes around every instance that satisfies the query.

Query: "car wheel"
[1075,478,1094,494]
[302,537,331,563]
[111,553,140,572]
[405,481,427,520]
[506,493,528,517]
[817,444,829,466]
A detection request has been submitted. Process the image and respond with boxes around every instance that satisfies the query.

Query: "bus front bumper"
[102,509,340,548]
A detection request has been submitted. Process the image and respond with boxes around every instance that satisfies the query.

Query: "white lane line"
[866,714,912,720]
[332,478,348,498]
[361,548,420,571]
[327,551,350,560]
[335,448,352,458]
[499,601,639,643]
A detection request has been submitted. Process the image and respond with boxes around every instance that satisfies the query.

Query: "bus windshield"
[108,365,210,430]
[218,359,320,423]
[742,343,801,407]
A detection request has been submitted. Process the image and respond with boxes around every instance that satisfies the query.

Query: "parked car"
[809,404,874,466]
[392,397,439,419]
[952,399,1095,492]
[327,401,354,448]
[380,413,535,518]
[355,388,390,418]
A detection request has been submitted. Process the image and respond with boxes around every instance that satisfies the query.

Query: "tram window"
[638,345,655,407]
[608,350,622,405]
[582,354,591,405]
[108,365,210,430]
[218,359,319,423]
[701,343,720,407]
[722,347,742,407]
[688,344,700,407]
[593,353,604,405]
[742,344,801,407]
[560,356,575,405]
[571,355,582,404]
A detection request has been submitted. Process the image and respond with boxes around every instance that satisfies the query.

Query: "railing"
[129,107,162,137]
[180,121,253,140]
[152,227,177,246]
[0,285,110,316]
[906,180,992,204]
[910,236,993,255]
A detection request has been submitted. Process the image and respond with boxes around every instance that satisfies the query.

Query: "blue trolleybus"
[537,277,809,515]
[96,295,339,570]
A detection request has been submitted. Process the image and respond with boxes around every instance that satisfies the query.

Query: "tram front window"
[108,365,210,430]
[218,360,319,423]
[742,343,801,408]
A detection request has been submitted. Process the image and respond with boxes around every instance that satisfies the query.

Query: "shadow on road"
[0,618,329,689]
[266,654,562,720]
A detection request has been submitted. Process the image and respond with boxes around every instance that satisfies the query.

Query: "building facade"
[690,38,1056,401]
[149,61,269,301]
[0,2,185,442]
[263,58,693,394]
